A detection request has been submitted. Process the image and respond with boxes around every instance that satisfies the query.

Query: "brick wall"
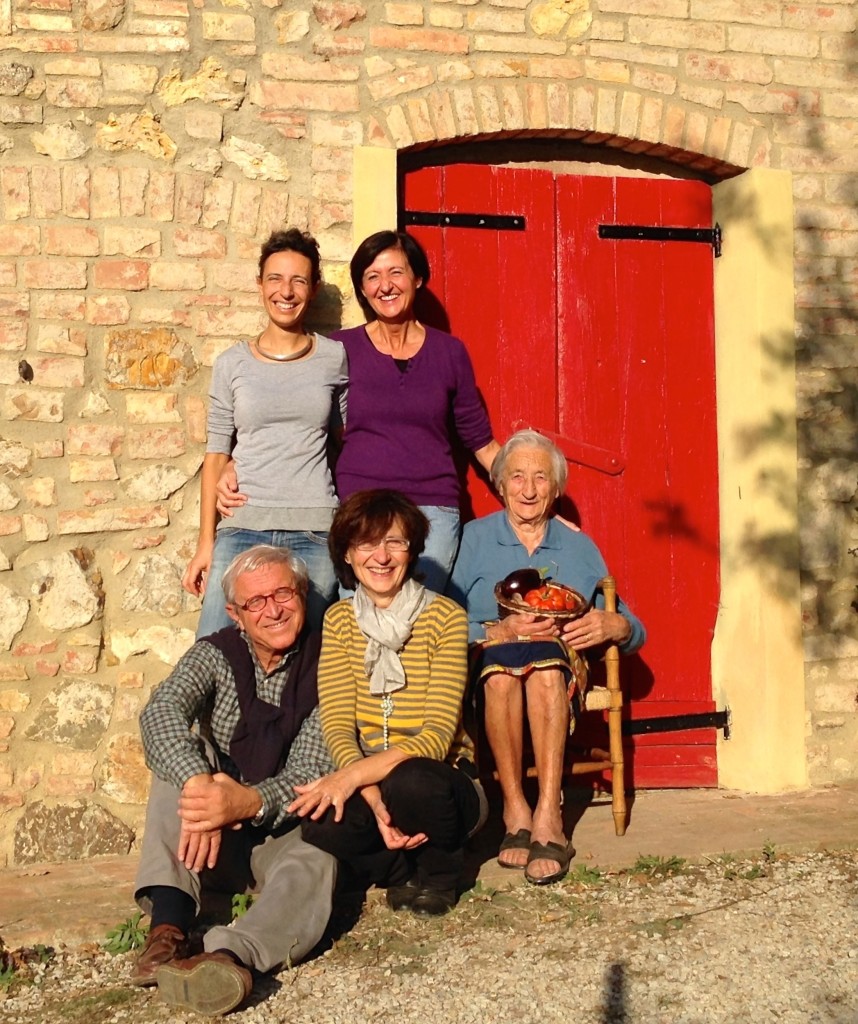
[0,0,855,864]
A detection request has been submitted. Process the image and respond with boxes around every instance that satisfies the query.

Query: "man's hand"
[178,821,222,872]
[178,773,261,833]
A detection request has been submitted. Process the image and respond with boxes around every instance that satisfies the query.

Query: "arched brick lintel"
[363,83,772,181]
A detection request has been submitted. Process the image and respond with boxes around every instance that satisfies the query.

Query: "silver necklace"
[254,334,313,362]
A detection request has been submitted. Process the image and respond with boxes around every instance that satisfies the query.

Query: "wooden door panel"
[404,164,557,518]
[556,176,719,737]
[402,164,720,787]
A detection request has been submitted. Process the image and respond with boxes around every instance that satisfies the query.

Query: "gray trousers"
[134,774,337,973]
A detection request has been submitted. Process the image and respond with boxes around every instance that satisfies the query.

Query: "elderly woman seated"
[450,429,645,886]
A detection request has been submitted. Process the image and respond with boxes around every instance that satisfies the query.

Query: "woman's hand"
[215,459,247,518]
[561,609,631,651]
[288,768,359,822]
[487,611,558,642]
[362,786,427,851]
[182,538,214,597]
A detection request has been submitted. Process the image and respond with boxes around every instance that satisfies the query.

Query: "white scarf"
[352,578,434,695]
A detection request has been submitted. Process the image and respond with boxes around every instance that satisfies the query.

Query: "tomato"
[564,590,579,611]
[524,591,543,608]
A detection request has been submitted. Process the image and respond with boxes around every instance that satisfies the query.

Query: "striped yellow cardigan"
[318,594,473,769]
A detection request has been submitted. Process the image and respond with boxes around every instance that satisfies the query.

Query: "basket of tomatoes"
[494,568,588,623]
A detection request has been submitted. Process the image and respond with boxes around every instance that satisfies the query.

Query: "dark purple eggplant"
[498,568,543,601]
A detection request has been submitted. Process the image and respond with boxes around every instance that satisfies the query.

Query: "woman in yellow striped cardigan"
[290,489,486,916]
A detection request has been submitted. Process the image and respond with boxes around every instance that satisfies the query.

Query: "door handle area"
[510,422,625,476]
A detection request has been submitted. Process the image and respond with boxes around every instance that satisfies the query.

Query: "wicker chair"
[473,575,628,837]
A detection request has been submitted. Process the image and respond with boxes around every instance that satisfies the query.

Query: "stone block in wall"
[127,426,186,459]
[0,354,85,388]
[62,647,99,674]
[57,505,170,535]
[22,514,48,543]
[14,800,134,864]
[96,111,177,160]
[104,327,198,389]
[221,137,290,181]
[3,388,64,422]
[24,679,112,749]
[799,499,843,571]
[0,687,29,711]
[814,678,858,715]
[276,9,310,43]
[0,439,30,477]
[121,553,187,617]
[313,2,366,31]
[0,61,33,96]
[101,732,149,804]
[103,62,159,97]
[124,463,189,501]
[22,477,55,507]
[156,56,245,109]
[0,480,17,510]
[108,623,194,666]
[202,11,255,42]
[0,515,22,536]
[530,0,592,38]
[0,582,28,650]
[26,549,103,631]
[68,458,118,483]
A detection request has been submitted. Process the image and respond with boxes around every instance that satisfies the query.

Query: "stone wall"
[0,0,856,865]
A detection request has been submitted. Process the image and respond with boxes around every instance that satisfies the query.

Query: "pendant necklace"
[254,333,313,362]
[380,693,395,750]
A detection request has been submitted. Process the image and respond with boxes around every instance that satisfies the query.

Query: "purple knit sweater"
[330,324,493,507]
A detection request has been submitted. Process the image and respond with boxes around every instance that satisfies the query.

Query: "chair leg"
[601,575,627,836]
[608,699,626,836]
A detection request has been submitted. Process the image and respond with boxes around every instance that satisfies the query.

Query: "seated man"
[132,544,336,1016]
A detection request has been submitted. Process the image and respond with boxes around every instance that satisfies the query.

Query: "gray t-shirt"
[206,335,348,532]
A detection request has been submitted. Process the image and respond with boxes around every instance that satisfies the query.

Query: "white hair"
[221,545,309,604]
[490,429,568,493]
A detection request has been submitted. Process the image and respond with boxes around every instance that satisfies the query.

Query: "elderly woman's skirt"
[470,637,589,733]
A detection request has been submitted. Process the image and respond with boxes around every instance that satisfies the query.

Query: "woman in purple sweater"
[219,231,498,595]
[329,231,499,593]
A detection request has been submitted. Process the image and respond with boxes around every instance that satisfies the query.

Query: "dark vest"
[202,627,321,785]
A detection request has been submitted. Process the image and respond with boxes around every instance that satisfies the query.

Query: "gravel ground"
[2,848,856,1024]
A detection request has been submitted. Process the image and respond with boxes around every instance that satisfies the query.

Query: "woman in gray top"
[182,229,348,635]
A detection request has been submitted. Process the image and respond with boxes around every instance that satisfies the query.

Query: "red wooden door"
[403,164,720,787]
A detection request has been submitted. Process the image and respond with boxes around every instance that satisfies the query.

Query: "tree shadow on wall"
[713,112,858,640]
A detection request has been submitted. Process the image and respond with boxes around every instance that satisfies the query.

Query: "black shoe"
[385,878,420,912]
[410,888,456,917]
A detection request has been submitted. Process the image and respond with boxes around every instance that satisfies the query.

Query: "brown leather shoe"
[130,924,188,987]
[156,950,253,1016]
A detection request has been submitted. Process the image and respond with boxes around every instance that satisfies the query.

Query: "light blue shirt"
[448,510,646,651]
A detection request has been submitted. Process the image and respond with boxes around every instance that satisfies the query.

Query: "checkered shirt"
[140,631,334,830]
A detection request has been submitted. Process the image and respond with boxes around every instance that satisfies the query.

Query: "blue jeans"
[196,527,337,638]
[418,505,461,594]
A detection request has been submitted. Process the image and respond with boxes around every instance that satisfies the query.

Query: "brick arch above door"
[361,82,773,181]
[351,138,804,796]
